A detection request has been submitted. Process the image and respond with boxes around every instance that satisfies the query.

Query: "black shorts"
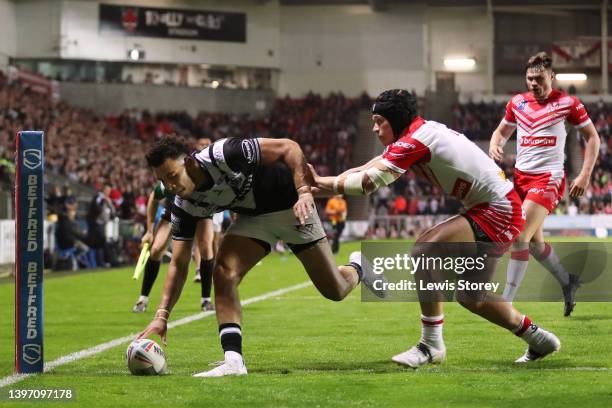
[463,214,505,258]
[170,205,212,241]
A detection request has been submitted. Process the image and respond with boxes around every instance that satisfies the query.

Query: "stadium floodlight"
[443,57,476,71]
[128,48,145,61]
[556,73,587,81]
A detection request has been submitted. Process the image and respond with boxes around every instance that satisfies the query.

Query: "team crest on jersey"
[517,100,528,111]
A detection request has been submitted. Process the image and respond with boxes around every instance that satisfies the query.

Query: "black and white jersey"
[173,138,298,219]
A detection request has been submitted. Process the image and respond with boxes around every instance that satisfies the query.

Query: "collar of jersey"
[398,116,426,139]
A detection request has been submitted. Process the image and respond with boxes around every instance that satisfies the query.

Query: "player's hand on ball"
[294,191,315,225]
[137,317,168,346]
[489,144,504,162]
[569,173,589,198]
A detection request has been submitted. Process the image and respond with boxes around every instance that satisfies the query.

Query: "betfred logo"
[520,136,557,147]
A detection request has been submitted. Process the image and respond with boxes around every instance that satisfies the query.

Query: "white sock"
[513,315,539,345]
[503,249,530,301]
[201,297,211,303]
[420,314,444,350]
[138,295,149,303]
[224,351,243,364]
[532,243,569,286]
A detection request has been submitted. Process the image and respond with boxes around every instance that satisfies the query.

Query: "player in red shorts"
[489,52,601,316]
[310,89,561,366]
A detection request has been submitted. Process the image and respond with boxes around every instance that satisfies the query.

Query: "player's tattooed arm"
[258,138,314,224]
[570,122,601,198]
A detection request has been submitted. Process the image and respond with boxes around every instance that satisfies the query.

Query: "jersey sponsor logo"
[528,187,545,195]
[394,141,416,150]
[387,152,405,157]
[517,100,528,111]
[241,139,256,164]
[520,136,557,147]
[451,178,473,200]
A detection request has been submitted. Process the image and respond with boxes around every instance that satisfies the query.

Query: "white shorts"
[226,208,326,250]
[212,211,224,233]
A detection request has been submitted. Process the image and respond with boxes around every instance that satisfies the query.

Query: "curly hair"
[145,136,190,168]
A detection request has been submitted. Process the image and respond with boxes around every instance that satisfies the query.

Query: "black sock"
[200,258,214,299]
[141,259,161,297]
[348,262,363,282]
[219,323,242,356]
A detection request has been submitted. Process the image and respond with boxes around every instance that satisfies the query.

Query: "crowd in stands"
[2,67,610,248]
[107,92,362,177]
[0,70,155,223]
[370,99,611,235]
[0,71,363,221]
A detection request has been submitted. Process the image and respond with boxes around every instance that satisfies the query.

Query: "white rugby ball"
[126,339,167,375]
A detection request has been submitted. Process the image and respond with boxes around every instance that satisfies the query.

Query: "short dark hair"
[372,89,418,137]
[526,52,553,72]
[146,137,189,168]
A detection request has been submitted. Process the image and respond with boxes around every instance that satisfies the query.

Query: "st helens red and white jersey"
[503,89,591,173]
[381,117,513,209]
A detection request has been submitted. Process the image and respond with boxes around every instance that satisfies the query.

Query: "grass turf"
[1,239,611,407]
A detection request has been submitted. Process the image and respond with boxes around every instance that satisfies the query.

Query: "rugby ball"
[126,339,167,375]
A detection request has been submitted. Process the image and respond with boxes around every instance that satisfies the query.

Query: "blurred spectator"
[46,185,65,220]
[86,185,115,267]
[325,194,347,254]
[55,206,89,256]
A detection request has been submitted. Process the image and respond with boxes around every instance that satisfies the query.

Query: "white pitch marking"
[0,281,312,388]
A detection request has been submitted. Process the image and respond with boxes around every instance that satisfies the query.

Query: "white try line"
[0,281,313,389]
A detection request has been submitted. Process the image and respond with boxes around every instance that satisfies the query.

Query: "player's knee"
[149,245,165,260]
[321,288,345,302]
[458,299,485,314]
[213,261,240,288]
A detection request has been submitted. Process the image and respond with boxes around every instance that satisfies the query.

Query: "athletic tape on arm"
[340,167,396,195]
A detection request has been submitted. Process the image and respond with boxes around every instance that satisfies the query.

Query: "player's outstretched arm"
[137,239,192,344]
[570,122,601,198]
[489,121,515,162]
[309,159,401,196]
[258,138,314,224]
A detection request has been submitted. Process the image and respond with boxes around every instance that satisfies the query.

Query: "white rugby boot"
[515,327,561,363]
[193,357,247,377]
[392,342,446,368]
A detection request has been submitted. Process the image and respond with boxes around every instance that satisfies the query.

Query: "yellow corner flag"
[133,242,150,280]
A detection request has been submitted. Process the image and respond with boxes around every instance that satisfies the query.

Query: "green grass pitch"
[1,239,611,407]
